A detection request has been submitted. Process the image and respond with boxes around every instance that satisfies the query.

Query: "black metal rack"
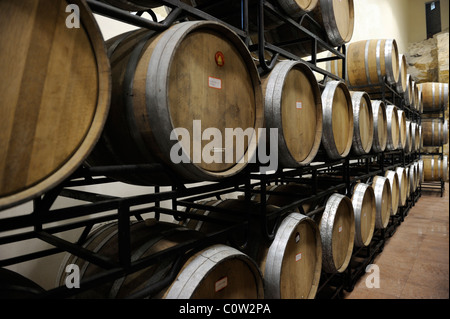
[0,0,422,300]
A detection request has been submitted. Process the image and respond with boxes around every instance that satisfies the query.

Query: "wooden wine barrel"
[411,122,420,151]
[419,124,423,149]
[181,199,251,242]
[422,119,449,146]
[413,161,420,189]
[345,39,400,87]
[418,159,424,184]
[385,104,400,151]
[418,82,449,112]
[266,0,354,58]
[181,200,322,299]
[395,167,408,206]
[0,0,111,210]
[86,21,264,185]
[422,156,449,182]
[264,212,322,299]
[277,0,319,17]
[397,109,407,150]
[371,176,392,229]
[250,184,320,214]
[412,81,420,111]
[418,90,424,113]
[409,163,418,193]
[351,183,376,247]
[395,54,407,94]
[384,170,400,216]
[0,268,45,299]
[371,100,388,153]
[404,120,412,154]
[318,193,354,273]
[164,244,264,299]
[320,81,354,159]
[350,91,374,155]
[312,0,354,47]
[404,74,413,106]
[404,167,411,198]
[57,220,264,299]
[263,60,323,167]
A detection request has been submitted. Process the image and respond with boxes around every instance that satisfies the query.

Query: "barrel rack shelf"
[0,0,421,299]
[420,106,446,197]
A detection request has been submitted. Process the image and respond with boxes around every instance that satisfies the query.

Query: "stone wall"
[405,29,449,84]
[407,30,449,164]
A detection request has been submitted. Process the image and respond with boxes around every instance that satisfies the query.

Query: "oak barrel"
[413,161,420,189]
[384,170,400,216]
[404,120,412,154]
[404,167,411,199]
[408,164,417,193]
[86,21,264,185]
[418,90,424,113]
[312,0,354,47]
[266,0,354,57]
[371,100,388,153]
[351,183,376,247]
[181,199,251,243]
[264,212,322,299]
[317,193,355,273]
[57,220,264,299]
[0,268,45,299]
[164,244,264,299]
[263,60,323,167]
[350,91,374,155]
[0,0,111,210]
[345,39,400,87]
[411,122,421,151]
[397,109,407,150]
[412,81,420,111]
[320,81,354,159]
[385,104,400,151]
[422,156,449,182]
[421,119,449,147]
[277,0,319,17]
[395,54,407,94]
[395,167,408,206]
[371,176,392,229]
[404,74,413,106]
[417,82,449,112]
[250,184,320,214]
[418,159,424,184]
[181,199,322,299]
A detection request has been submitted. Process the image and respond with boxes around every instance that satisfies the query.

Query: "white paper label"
[296,252,302,262]
[296,101,302,109]
[215,276,228,292]
[208,76,222,89]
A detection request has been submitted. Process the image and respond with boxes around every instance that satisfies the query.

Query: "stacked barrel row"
[0,0,421,301]
[0,0,357,210]
[327,38,423,112]
[55,165,418,300]
[418,82,449,183]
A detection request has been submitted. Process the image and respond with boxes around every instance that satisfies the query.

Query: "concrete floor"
[343,183,449,299]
